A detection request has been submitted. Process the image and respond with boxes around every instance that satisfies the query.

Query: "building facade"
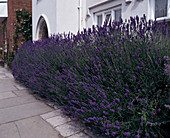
[0,0,32,60]
[32,0,170,41]
[0,0,8,60]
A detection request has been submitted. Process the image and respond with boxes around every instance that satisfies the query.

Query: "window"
[95,8,122,26]
[151,0,170,20]
[115,9,121,22]
[155,0,168,18]
[97,15,103,26]
[105,12,112,23]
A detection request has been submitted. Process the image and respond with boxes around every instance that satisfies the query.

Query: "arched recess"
[36,16,49,40]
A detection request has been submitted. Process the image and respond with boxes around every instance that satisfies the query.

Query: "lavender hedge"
[12,16,169,137]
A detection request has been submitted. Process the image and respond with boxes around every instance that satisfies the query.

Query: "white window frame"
[150,0,170,21]
[95,7,121,26]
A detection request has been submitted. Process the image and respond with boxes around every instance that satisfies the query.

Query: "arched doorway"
[37,16,49,40]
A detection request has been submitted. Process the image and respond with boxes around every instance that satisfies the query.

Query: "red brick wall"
[0,27,4,59]
[0,23,6,59]
[6,0,32,52]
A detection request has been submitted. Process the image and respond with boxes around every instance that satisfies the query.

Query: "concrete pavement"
[0,66,96,138]
[0,66,62,138]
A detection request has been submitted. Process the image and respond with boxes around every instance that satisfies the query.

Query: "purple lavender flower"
[114,126,120,129]
[151,112,155,116]
[137,66,140,71]
[103,111,108,115]
[113,91,117,95]
[105,129,110,135]
[158,108,161,112]
[125,93,128,97]
[133,76,136,81]
[142,108,146,111]
[112,132,117,136]
[128,102,133,106]
[117,107,122,111]
[145,133,149,137]
[137,130,142,134]
[103,78,106,81]
[115,120,119,124]
[123,132,131,136]
[125,89,130,94]
[135,135,140,138]
[115,98,120,102]
[164,104,170,109]
[110,109,115,112]
[138,89,141,93]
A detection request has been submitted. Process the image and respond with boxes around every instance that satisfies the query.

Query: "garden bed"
[12,16,170,137]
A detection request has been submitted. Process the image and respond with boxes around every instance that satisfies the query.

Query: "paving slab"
[0,78,15,84]
[15,116,61,138]
[0,122,20,138]
[41,110,63,120]
[0,84,17,93]
[4,73,14,78]
[0,74,7,79]
[0,102,53,124]
[55,122,85,137]
[68,132,90,138]
[46,115,71,127]
[12,89,32,96]
[0,67,95,138]
[0,91,16,100]
[0,95,37,109]
[14,83,28,90]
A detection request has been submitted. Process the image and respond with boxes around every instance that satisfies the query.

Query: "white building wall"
[32,0,57,40]
[86,0,123,28]
[32,0,170,40]
[56,0,79,34]
[0,0,8,23]
[0,0,8,17]
[122,0,149,21]
[86,0,150,28]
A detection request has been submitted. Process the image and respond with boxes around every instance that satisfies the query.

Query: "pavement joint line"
[14,122,21,138]
[41,111,92,138]
[0,92,17,100]
[53,121,71,127]
[0,87,18,93]
[0,101,44,110]
[0,113,53,126]
[11,91,18,96]
[46,118,72,128]
[11,90,29,96]
[65,131,88,138]
[0,99,38,110]
[0,90,13,93]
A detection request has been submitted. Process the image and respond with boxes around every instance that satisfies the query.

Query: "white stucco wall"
[33,0,81,40]
[86,0,150,28]
[56,0,79,34]
[32,0,169,40]
[122,0,149,21]
[32,0,57,40]
[0,0,8,17]
[0,0,8,24]
[86,0,123,28]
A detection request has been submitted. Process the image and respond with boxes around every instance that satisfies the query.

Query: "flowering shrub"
[12,15,169,137]
[13,8,32,51]
[0,24,4,62]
